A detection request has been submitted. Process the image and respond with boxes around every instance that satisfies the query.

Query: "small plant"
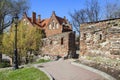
[35,59,50,64]
[0,61,10,68]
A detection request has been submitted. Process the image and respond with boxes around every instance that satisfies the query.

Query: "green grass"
[0,67,50,80]
[34,59,50,64]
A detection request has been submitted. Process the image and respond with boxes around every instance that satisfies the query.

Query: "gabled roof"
[22,11,72,30]
[56,16,67,25]
[41,18,50,28]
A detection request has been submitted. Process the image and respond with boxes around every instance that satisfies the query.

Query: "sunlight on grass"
[0,67,49,80]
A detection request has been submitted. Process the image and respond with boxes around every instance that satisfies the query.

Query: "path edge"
[34,64,54,80]
[71,62,117,80]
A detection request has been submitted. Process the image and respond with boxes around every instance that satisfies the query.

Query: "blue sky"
[29,0,85,19]
[29,0,120,21]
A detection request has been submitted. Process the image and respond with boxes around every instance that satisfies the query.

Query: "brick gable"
[21,11,72,37]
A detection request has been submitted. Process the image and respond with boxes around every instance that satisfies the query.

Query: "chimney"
[64,16,66,20]
[52,11,56,17]
[38,15,41,22]
[32,12,36,23]
[23,12,27,17]
[52,11,55,14]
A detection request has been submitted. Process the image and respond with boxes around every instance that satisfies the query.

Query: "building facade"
[22,11,76,58]
[80,18,120,59]
[22,11,72,37]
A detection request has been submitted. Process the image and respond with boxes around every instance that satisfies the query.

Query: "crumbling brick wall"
[80,19,120,59]
[41,31,76,58]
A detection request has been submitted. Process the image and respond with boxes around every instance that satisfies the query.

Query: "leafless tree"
[69,0,100,50]
[69,0,100,33]
[0,0,29,33]
[85,0,100,22]
[69,9,88,50]
[105,2,120,19]
[69,9,87,33]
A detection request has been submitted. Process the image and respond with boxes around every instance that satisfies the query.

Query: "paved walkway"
[38,60,107,80]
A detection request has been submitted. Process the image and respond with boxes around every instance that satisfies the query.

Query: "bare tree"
[0,0,29,34]
[69,9,88,50]
[85,0,100,22]
[69,9,87,33]
[105,2,120,19]
[69,0,100,33]
[69,0,100,50]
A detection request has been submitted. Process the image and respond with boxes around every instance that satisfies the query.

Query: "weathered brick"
[80,19,120,59]
[41,31,76,58]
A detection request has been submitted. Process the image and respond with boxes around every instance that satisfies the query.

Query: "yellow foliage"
[2,21,42,57]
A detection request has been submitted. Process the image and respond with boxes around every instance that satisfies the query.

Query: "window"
[49,24,52,29]
[52,20,55,29]
[83,33,86,40]
[53,26,55,29]
[100,34,102,40]
[50,41,52,45]
[23,19,27,25]
[61,37,64,45]
[56,23,59,29]
[27,22,29,25]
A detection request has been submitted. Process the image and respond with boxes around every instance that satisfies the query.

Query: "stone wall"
[80,19,120,59]
[41,31,76,58]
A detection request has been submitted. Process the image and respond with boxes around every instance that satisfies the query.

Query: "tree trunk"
[0,53,2,62]
[0,31,3,63]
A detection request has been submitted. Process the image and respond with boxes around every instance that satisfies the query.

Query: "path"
[38,60,107,80]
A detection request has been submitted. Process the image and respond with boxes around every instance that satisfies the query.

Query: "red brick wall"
[45,25,62,37]
[41,31,76,58]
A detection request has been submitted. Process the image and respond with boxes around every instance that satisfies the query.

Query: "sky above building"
[29,0,120,21]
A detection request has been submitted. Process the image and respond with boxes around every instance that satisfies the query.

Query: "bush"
[0,62,10,68]
[37,59,50,63]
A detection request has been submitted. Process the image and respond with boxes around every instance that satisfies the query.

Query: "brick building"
[80,18,120,59]
[22,11,72,37]
[22,11,76,58]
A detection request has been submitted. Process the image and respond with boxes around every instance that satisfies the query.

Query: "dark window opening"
[61,37,64,45]
[50,41,52,45]
[83,33,86,40]
[100,34,102,40]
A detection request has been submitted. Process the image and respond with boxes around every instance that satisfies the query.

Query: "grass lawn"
[0,67,50,80]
